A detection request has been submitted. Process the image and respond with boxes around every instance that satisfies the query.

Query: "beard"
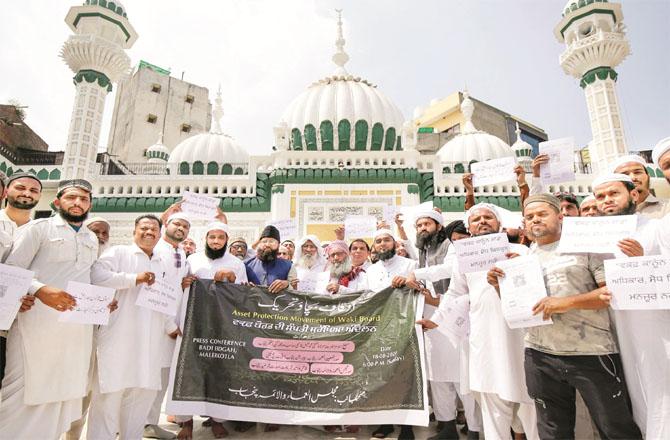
[258,247,278,263]
[377,248,396,261]
[415,230,438,249]
[330,258,352,279]
[8,197,38,210]
[298,253,317,269]
[600,198,636,216]
[58,207,89,224]
[205,243,227,260]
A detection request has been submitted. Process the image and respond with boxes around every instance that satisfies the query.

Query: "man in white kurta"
[0,179,99,439]
[592,173,669,438]
[323,240,368,294]
[292,234,327,289]
[420,204,538,440]
[87,215,173,440]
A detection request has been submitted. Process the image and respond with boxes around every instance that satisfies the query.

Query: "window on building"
[147,114,157,124]
[185,95,195,104]
[151,84,161,93]
[181,123,192,133]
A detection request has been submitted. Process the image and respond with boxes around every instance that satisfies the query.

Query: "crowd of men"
[0,137,668,440]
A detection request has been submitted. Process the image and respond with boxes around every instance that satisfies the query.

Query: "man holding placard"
[488,194,641,439]
[292,234,327,290]
[593,173,669,438]
[418,203,537,440]
[87,214,173,440]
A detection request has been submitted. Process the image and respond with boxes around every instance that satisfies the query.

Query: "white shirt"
[366,255,417,292]
[295,260,327,283]
[0,209,17,263]
[187,251,248,283]
[4,214,98,404]
[432,242,532,404]
[90,244,171,394]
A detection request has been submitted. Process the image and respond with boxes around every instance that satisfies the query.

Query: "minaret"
[332,9,349,75]
[60,1,138,178]
[554,1,630,174]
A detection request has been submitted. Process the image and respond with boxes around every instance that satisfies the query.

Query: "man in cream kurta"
[87,215,173,440]
[0,179,99,439]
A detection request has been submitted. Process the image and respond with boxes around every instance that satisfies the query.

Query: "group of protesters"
[0,137,668,440]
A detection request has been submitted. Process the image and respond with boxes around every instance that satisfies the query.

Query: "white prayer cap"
[205,221,229,235]
[608,154,647,173]
[167,212,191,225]
[652,136,670,167]
[84,216,110,227]
[464,203,502,231]
[412,206,444,226]
[580,194,596,206]
[372,228,395,240]
[591,173,634,191]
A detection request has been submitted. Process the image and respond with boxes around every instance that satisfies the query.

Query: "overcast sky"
[2,0,668,156]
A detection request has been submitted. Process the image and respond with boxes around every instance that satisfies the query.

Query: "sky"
[1,0,668,156]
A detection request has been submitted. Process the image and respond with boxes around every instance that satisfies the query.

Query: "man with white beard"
[418,203,538,440]
[85,217,111,256]
[87,214,174,440]
[591,173,668,438]
[291,235,327,289]
[323,240,368,294]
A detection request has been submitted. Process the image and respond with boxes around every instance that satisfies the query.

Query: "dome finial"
[212,85,224,134]
[461,90,477,133]
[332,9,349,75]
[515,121,521,140]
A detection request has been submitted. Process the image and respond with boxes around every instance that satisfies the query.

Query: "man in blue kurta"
[245,225,296,293]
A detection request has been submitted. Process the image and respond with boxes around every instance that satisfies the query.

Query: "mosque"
[1,0,667,245]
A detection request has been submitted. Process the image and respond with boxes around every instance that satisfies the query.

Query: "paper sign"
[136,277,180,316]
[605,256,670,310]
[453,233,510,274]
[470,157,517,187]
[383,205,398,225]
[269,219,297,241]
[59,281,116,325]
[435,295,470,338]
[539,137,576,185]
[557,215,638,254]
[296,270,331,294]
[0,264,34,330]
[181,191,219,220]
[344,215,377,241]
[497,255,553,329]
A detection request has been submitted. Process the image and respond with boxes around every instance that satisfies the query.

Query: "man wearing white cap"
[419,203,538,440]
[652,136,670,183]
[579,195,598,217]
[144,212,193,439]
[85,217,111,256]
[292,234,327,290]
[592,173,669,438]
[608,154,670,219]
[86,214,172,440]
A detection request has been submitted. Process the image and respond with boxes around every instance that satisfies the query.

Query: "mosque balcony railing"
[560,31,627,65]
[98,161,250,176]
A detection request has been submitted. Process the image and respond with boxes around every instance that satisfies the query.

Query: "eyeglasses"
[174,250,182,268]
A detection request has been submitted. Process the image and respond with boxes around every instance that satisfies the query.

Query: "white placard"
[539,137,576,185]
[58,281,116,326]
[556,215,638,254]
[605,255,670,310]
[383,205,398,225]
[470,157,517,187]
[453,233,510,274]
[435,295,470,338]
[497,255,553,329]
[136,277,180,316]
[268,219,297,241]
[181,191,219,220]
[296,270,331,294]
[0,264,34,330]
[344,215,377,241]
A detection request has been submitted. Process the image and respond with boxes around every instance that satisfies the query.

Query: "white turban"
[84,216,110,227]
[608,154,648,173]
[167,212,191,225]
[294,234,326,263]
[372,228,395,240]
[412,207,444,226]
[652,136,670,167]
[591,173,634,192]
[580,194,596,206]
[464,203,503,232]
[205,221,229,235]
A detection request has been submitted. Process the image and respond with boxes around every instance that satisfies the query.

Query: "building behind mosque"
[0,0,667,245]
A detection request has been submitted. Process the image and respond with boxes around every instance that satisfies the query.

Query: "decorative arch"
[454,163,465,173]
[0,162,5,173]
[320,121,334,151]
[384,127,396,151]
[192,161,204,175]
[221,164,233,175]
[354,120,368,150]
[291,128,303,150]
[207,161,218,175]
[49,169,61,180]
[234,167,244,175]
[37,169,49,180]
[338,120,351,150]
[179,162,190,175]
[304,124,317,150]
[371,123,384,150]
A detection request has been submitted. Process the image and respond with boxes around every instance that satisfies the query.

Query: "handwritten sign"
[181,191,219,220]
[470,157,517,187]
[136,277,180,316]
[344,215,377,241]
[0,264,34,330]
[383,205,398,225]
[604,255,670,310]
[496,255,553,329]
[453,233,510,274]
[268,219,297,241]
[556,215,638,254]
[296,270,331,294]
[59,281,116,326]
[435,295,470,338]
[539,137,575,185]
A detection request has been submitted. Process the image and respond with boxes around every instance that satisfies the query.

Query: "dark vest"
[245,257,292,285]
[418,237,451,295]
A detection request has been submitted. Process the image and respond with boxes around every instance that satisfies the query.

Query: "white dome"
[146,134,169,163]
[168,132,248,165]
[436,93,514,165]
